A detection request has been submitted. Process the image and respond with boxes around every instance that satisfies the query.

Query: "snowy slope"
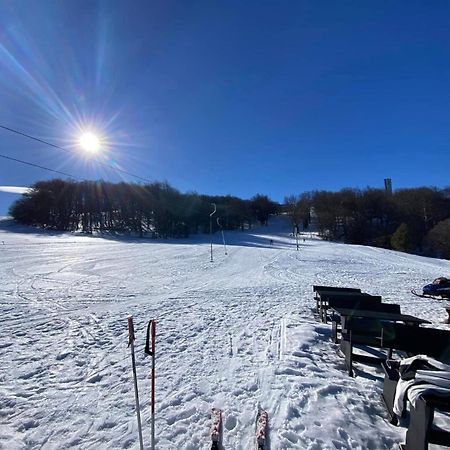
[1,216,449,449]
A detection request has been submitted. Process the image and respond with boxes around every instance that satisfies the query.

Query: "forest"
[285,187,450,259]
[9,179,278,238]
[9,180,450,259]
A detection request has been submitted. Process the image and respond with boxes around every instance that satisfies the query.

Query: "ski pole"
[127,316,144,450]
[145,319,156,450]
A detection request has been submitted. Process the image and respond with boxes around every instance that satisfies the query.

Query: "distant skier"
[270,239,273,246]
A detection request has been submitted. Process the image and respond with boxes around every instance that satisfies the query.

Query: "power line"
[0,124,71,153]
[0,153,77,179]
[0,124,152,183]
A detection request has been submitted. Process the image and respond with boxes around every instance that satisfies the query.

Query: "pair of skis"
[211,408,268,450]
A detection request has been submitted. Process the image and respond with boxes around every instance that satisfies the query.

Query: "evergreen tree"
[391,223,412,252]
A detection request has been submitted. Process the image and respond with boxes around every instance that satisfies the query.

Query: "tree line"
[9,179,279,238]
[284,187,450,259]
[9,180,450,259]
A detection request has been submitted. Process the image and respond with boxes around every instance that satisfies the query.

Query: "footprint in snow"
[224,414,237,431]
[166,406,197,425]
[86,373,103,383]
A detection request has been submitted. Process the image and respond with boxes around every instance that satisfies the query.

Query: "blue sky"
[1,1,450,215]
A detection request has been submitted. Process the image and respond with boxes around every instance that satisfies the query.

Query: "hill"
[1,216,449,449]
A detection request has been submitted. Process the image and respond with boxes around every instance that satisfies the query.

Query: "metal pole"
[145,320,157,450]
[217,217,227,255]
[210,203,216,262]
[128,316,144,450]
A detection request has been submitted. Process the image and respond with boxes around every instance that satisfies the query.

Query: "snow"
[1,216,449,449]
[0,187,32,194]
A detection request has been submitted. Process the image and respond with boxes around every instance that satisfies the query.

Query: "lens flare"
[79,132,101,153]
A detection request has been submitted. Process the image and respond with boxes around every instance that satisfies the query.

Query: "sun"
[79,132,101,153]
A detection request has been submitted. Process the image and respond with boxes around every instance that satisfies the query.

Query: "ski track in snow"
[0,217,449,449]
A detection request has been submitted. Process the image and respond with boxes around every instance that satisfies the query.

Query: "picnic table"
[329,303,401,343]
[316,292,378,323]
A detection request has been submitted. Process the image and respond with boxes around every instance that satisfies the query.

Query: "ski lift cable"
[0,124,152,183]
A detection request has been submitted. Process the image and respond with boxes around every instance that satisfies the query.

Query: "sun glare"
[79,132,101,153]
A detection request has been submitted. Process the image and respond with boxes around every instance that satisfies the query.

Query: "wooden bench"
[339,314,431,376]
[313,285,361,294]
[318,291,363,322]
[318,292,381,323]
[387,323,450,362]
[313,285,361,314]
[340,317,394,376]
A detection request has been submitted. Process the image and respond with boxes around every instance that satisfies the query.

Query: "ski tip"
[256,409,268,420]
[256,410,269,448]
[211,407,223,446]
